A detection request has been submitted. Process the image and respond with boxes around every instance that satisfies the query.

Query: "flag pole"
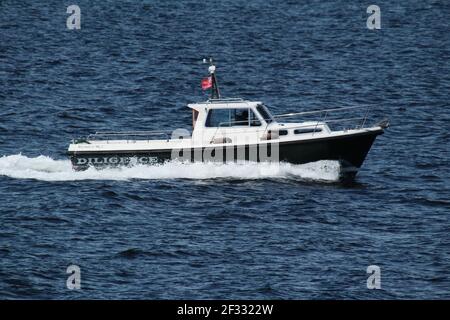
[204,58,220,99]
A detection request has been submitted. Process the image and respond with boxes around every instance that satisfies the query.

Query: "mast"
[204,58,221,99]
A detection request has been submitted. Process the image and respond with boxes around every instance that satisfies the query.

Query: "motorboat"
[67,59,389,179]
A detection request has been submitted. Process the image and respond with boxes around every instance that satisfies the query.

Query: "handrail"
[323,117,366,124]
[90,130,172,137]
[272,105,374,132]
[274,105,365,118]
[207,98,245,103]
[86,129,181,142]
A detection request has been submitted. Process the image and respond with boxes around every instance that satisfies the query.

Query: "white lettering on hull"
[75,156,158,166]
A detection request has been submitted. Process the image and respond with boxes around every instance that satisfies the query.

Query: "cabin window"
[233,109,249,126]
[206,109,230,127]
[249,109,261,126]
[205,108,262,127]
[294,128,322,134]
[256,104,274,124]
[192,109,199,128]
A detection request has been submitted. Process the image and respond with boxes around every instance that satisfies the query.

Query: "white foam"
[0,154,340,182]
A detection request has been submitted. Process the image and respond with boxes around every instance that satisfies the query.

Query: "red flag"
[201,76,212,90]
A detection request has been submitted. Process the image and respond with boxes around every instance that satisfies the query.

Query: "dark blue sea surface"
[0,0,449,299]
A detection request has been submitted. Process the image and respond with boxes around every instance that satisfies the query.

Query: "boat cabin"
[188,99,278,145]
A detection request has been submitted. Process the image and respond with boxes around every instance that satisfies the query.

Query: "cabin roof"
[188,99,262,111]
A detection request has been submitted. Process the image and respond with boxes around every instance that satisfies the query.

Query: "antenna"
[203,58,213,64]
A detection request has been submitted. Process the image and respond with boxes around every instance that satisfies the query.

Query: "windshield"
[256,104,274,124]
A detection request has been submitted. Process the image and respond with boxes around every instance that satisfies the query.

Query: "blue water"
[1,0,449,299]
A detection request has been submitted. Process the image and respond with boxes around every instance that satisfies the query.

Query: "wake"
[0,154,341,182]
